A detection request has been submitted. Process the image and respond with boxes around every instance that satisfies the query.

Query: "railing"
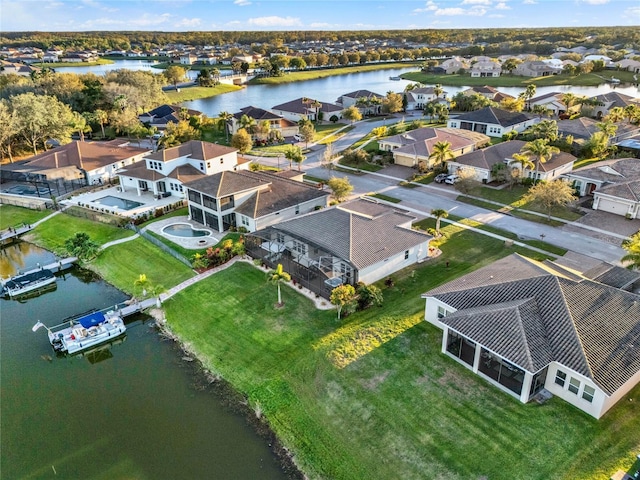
[127,225,192,267]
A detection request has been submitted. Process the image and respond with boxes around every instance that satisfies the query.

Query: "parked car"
[293,134,303,141]
[444,174,459,185]
[434,173,448,183]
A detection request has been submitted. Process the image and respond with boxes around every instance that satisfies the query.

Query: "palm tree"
[218,111,233,142]
[433,84,444,98]
[596,121,618,139]
[561,93,577,112]
[519,84,537,105]
[267,263,291,307]
[621,232,640,270]
[605,106,625,124]
[239,114,257,136]
[431,209,448,236]
[509,152,536,173]
[284,145,305,171]
[93,109,108,138]
[519,139,560,184]
[428,141,455,169]
[423,102,437,122]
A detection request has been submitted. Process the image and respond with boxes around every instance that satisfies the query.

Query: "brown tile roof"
[145,140,237,163]
[390,128,489,159]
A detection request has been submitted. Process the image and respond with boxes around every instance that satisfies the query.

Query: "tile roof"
[184,170,268,197]
[423,254,640,394]
[591,92,640,108]
[271,97,342,114]
[234,106,282,121]
[145,140,237,163]
[340,89,384,100]
[269,199,431,270]
[8,141,149,173]
[582,263,640,290]
[454,107,533,127]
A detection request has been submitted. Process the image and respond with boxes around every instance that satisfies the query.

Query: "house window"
[568,377,580,395]
[404,249,409,260]
[295,205,300,214]
[241,215,249,226]
[582,385,595,403]
[200,162,205,171]
[340,263,351,278]
[554,370,566,387]
[207,162,211,169]
[220,158,224,164]
[188,190,201,204]
[437,305,449,319]
[276,233,285,244]
[292,240,307,256]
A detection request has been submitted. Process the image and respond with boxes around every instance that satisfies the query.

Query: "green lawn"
[367,193,401,203]
[24,211,134,256]
[34,59,114,68]
[0,205,50,229]
[162,224,640,479]
[165,84,242,103]
[90,237,194,294]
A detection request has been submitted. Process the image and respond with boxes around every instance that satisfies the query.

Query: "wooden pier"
[0,224,35,245]
[10,257,78,277]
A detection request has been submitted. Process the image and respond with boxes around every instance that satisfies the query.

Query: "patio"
[62,186,182,219]
[143,216,219,250]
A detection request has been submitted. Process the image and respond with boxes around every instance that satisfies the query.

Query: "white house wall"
[543,362,607,419]
[253,197,327,232]
[593,193,639,218]
[600,369,640,418]
[358,242,429,285]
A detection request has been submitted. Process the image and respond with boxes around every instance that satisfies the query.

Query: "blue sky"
[2,0,639,32]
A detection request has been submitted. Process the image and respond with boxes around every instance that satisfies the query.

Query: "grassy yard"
[24,211,134,256]
[367,193,401,203]
[34,59,114,68]
[162,223,640,479]
[0,205,50,229]
[165,84,241,103]
[90,237,194,294]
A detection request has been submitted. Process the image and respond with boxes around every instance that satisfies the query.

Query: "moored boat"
[1,269,56,298]
[33,310,126,354]
[389,76,401,81]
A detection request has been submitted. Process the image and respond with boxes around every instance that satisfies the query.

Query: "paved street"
[249,122,628,265]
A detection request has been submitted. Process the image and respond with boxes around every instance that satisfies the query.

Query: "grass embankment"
[401,70,637,87]
[163,223,640,479]
[165,84,242,103]
[33,59,114,68]
[250,62,420,85]
[0,205,50,229]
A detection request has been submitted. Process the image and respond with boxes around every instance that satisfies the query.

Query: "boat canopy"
[78,312,106,328]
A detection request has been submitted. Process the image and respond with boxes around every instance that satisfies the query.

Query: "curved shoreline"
[149,309,305,480]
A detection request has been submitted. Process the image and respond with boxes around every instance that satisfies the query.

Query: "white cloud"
[413,1,438,13]
[435,6,487,16]
[233,0,251,6]
[522,0,537,4]
[176,17,202,28]
[625,6,640,17]
[488,13,506,17]
[246,16,302,27]
[495,2,511,9]
[580,0,609,4]
[80,12,172,29]
[461,0,491,5]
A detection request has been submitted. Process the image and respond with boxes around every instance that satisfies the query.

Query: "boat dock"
[0,224,35,245]
[11,257,78,277]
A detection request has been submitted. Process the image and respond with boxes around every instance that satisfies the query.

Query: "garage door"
[597,197,628,216]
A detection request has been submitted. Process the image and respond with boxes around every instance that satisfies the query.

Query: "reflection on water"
[0,242,55,278]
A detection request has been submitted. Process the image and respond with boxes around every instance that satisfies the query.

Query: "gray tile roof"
[272,97,342,114]
[424,254,640,395]
[270,199,431,270]
[340,89,384,100]
[184,170,268,197]
[234,106,281,121]
[145,140,237,162]
[454,107,533,127]
[582,263,640,290]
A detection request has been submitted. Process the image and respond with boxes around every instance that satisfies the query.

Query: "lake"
[53,60,639,118]
[0,242,289,479]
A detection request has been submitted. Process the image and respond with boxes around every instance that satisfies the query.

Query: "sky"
[1,0,639,32]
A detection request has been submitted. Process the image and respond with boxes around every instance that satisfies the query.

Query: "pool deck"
[143,216,219,250]
[62,186,179,218]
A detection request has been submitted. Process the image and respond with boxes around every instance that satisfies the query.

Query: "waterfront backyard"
[7,204,640,479]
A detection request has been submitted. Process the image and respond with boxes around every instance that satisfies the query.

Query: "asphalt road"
[249,117,627,266]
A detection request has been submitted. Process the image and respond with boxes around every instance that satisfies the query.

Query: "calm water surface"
[0,242,288,480]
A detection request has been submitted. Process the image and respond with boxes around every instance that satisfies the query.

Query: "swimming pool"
[95,196,144,210]
[162,223,210,238]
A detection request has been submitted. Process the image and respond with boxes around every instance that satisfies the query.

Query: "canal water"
[53,60,640,118]
[0,242,289,479]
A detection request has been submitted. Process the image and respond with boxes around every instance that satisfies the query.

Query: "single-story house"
[379,127,490,168]
[0,139,150,186]
[447,107,538,138]
[336,89,384,115]
[0,60,41,77]
[515,60,563,77]
[184,170,329,233]
[526,92,572,116]
[139,104,204,130]
[271,97,343,122]
[448,140,575,183]
[229,106,299,139]
[245,198,433,298]
[461,86,514,103]
[556,117,640,145]
[440,57,470,74]
[404,87,449,111]
[117,140,248,199]
[422,253,640,419]
[586,92,640,119]
[615,59,640,74]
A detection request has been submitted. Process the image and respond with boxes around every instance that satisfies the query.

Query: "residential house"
[526,92,573,116]
[461,86,514,103]
[0,139,149,186]
[439,57,470,74]
[245,198,433,298]
[563,158,640,218]
[271,97,342,122]
[557,117,640,144]
[184,170,329,233]
[587,92,640,119]
[470,61,502,78]
[229,106,299,139]
[179,53,197,65]
[515,60,562,77]
[422,253,640,419]
[138,104,204,130]
[378,127,489,168]
[448,140,576,183]
[447,107,538,138]
[0,60,40,77]
[615,59,640,74]
[404,87,449,111]
[336,89,384,115]
[117,140,248,199]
